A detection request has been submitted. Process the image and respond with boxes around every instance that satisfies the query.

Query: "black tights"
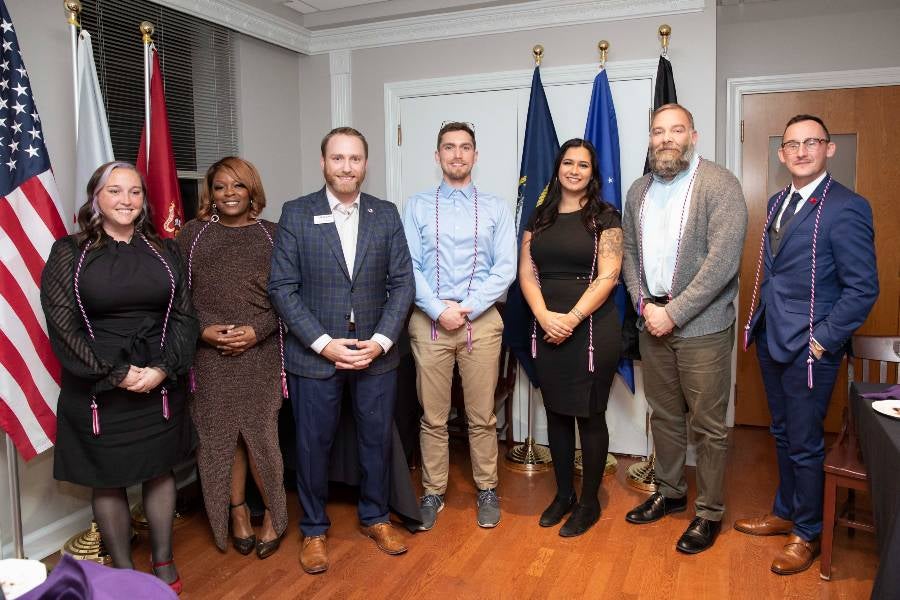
[546,409,609,508]
[92,471,177,580]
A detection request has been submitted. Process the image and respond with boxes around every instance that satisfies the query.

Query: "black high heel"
[229,502,256,555]
[255,509,283,560]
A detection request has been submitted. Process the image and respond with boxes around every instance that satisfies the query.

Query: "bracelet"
[570,307,586,321]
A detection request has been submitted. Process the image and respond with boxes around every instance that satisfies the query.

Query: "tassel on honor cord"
[281,370,289,399]
[161,387,170,420]
[90,397,100,436]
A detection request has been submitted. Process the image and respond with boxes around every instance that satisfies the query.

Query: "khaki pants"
[639,325,734,521]
[408,306,502,495]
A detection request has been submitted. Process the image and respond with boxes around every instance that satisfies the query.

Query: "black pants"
[545,408,609,508]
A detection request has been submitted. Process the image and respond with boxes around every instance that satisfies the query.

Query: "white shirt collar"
[325,187,360,212]
[790,171,828,201]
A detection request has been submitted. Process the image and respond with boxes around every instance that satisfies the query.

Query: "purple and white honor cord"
[635,163,700,315]
[431,186,479,352]
[74,235,176,436]
[742,175,833,389]
[530,221,599,373]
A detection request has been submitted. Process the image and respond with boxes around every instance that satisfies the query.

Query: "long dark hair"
[75,161,162,250]
[530,138,614,237]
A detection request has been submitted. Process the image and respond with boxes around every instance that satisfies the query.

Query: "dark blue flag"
[502,66,559,386]
[583,68,635,393]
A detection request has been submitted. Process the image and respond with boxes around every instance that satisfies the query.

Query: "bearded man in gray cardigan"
[621,103,747,555]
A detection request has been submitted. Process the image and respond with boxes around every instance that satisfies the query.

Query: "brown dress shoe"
[734,513,793,536]
[771,534,820,575]
[360,522,408,555]
[300,535,328,574]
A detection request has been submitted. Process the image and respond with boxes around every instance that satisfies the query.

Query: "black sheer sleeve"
[40,237,130,395]
[149,239,200,382]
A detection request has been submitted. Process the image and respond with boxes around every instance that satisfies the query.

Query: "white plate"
[872,399,900,420]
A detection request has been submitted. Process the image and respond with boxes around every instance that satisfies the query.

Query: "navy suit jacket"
[269,188,414,379]
[747,176,878,363]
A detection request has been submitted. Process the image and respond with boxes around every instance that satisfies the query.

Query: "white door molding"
[384,59,658,208]
[725,67,900,181]
[330,50,352,128]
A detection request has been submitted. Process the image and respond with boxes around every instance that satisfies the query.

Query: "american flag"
[0,1,65,460]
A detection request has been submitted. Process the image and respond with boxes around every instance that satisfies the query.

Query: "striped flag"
[0,1,65,460]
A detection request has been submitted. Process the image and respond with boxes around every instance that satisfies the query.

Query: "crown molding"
[150,0,312,53]
[306,0,703,54]
[152,0,703,55]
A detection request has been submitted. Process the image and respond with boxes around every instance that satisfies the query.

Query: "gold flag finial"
[598,40,609,69]
[64,0,82,27]
[659,24,671,56]
[532,44,544,66]
[140,21,155,45]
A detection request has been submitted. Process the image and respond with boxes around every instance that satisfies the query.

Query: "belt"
[646,295,670,306]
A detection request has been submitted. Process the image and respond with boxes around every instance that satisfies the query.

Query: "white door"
[395,72,653,456]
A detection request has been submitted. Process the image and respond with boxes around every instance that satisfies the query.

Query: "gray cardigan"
[622,158,748,339]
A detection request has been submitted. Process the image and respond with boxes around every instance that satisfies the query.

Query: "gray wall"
[236,34,303,218]
[715,0,900,161]
[347,2,718,200]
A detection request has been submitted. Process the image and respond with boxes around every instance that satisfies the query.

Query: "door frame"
[725,66,900,425]
[383,58,657,212]
[725,66,900,181]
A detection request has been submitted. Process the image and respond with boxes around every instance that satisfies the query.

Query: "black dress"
[528,209,621,417]
[41,235,198,488]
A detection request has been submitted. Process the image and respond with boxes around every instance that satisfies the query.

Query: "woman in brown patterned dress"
[177,157,287,559]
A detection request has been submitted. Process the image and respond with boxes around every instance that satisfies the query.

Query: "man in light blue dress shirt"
[402,122,516,531]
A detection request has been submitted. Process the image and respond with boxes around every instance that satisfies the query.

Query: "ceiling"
[236,0,537,30]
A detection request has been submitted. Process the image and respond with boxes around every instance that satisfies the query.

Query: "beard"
[323,167,364,196]
[649,140,695,179]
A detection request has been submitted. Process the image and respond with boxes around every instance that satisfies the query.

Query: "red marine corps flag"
[0,0,65,459]
[136,44,183,238]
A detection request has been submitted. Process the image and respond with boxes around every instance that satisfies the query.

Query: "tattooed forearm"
[587,268,620,291]
[598,228,624,259]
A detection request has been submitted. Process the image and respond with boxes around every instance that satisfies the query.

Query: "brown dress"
[177,218,287,550]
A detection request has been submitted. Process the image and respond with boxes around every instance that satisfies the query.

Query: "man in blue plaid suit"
[269,127,415,574]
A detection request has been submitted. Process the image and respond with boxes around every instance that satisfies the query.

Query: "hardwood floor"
[127,427,876,599]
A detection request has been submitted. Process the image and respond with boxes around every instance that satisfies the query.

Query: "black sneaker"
[417,494,445,531]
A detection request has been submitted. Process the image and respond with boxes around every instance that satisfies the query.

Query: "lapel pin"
[368,208,374,213]
[808,197,818,204]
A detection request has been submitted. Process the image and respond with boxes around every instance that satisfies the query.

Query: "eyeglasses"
[440,120,476,131]
[780,138,829,154]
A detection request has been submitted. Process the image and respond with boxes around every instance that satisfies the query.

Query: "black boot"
[539,493,577,527]
[559,503,600,537]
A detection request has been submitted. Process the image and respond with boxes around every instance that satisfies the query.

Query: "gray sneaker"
[476,488,501,528]
[417,494,444,531]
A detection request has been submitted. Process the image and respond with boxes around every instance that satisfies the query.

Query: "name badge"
[314,214,335,224]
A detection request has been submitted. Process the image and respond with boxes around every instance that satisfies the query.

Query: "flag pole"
[5,435,25,558]
[65,1,81,140]
[140,21,154,169]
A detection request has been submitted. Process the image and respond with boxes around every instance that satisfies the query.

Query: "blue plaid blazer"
[269,188,414,378]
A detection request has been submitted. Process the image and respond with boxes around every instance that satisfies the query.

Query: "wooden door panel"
[735,87,900,431]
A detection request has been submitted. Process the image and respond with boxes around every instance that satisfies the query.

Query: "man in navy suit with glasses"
[270,127,414,574]
[737,114,878,575]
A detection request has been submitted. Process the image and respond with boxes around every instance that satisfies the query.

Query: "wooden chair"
[820,335,900,580]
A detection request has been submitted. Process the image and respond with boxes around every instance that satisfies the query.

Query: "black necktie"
[778,192,803,231]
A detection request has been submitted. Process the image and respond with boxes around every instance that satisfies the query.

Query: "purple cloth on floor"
[859,384,900,400]
[18,554,176,600]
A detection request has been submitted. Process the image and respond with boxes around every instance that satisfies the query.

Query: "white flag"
[74,29,114,223]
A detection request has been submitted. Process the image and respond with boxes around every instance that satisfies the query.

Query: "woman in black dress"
[41,162,198,593]
[519,138,623,537]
